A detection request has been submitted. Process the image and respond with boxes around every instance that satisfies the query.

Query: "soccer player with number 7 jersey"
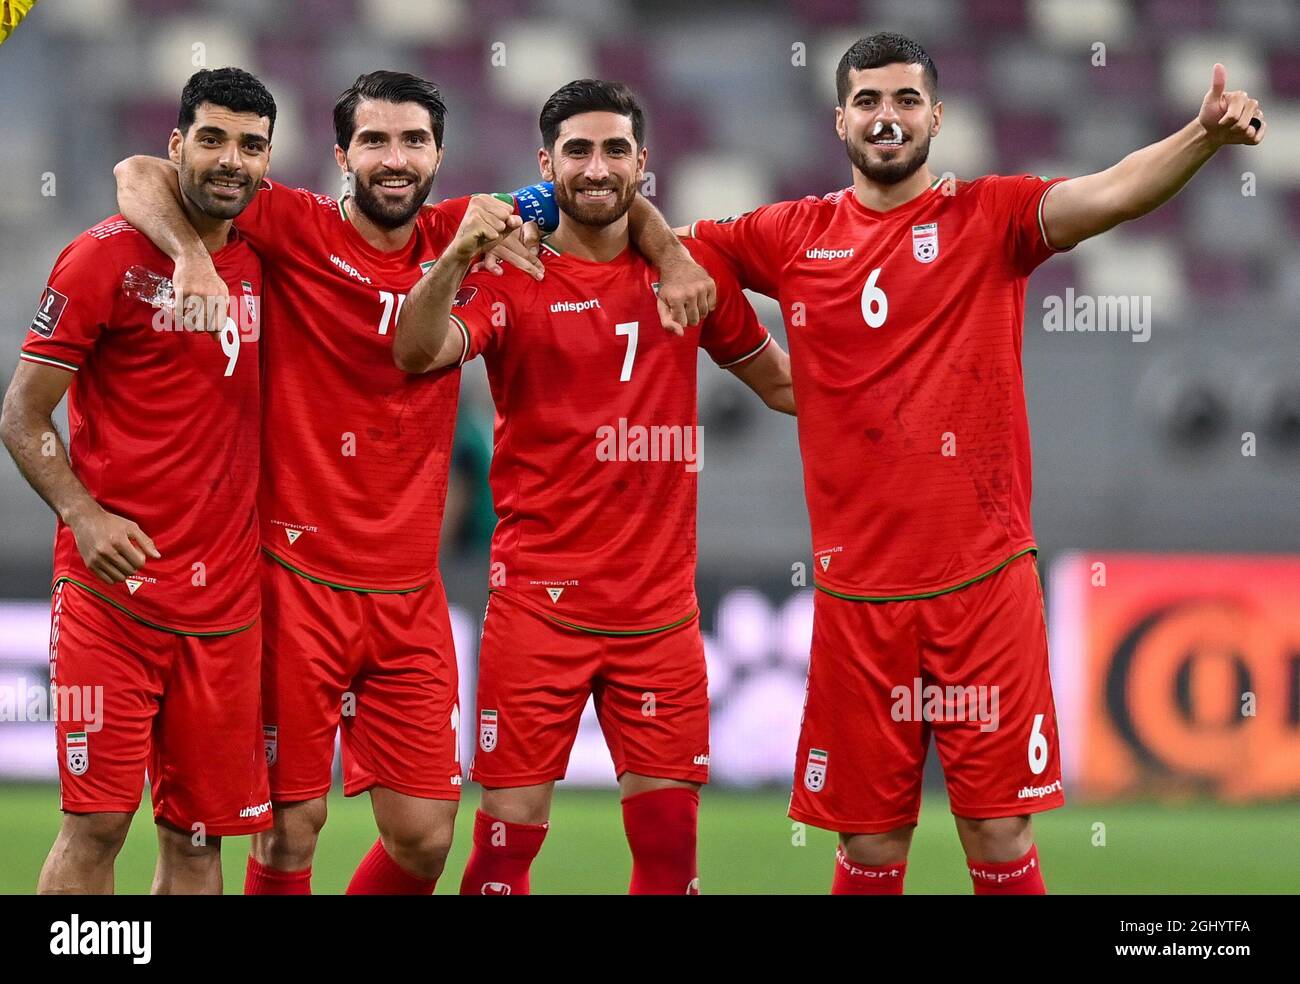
[115,70,719,895]
[395,79,794,894]
[681,33,1267,895]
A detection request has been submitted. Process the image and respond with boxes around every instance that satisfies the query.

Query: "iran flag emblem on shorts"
[803,748,828,792]
[263,724,278,767]
[66,732,89,776]
[912,222,939,263]
[479,709,499,753]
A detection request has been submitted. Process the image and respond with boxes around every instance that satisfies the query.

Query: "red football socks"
[622,786,700,895]
[345,837,439,895]
[831,846,907,894]
[244,854,312,895]
[458,809,549,895]
[968,843,1047,895]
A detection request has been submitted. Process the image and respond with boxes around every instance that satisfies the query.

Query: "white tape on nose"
[870,122,902,141]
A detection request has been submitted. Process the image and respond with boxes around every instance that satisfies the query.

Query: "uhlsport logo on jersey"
[803,747,828,792]
[479,709,499,752]
[66,732,89,776]
[912,222,939,263]
[263,724,278,767]
[481,881,511,895]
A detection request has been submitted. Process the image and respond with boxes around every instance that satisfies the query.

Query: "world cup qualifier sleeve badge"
[912,222,939,263]
[479,709,498,753]
[803,747,828,792]
[65,732,89,776]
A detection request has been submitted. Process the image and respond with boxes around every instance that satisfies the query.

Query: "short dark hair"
[334,70,447,151]
[539,79,645,149]
[836,32,938,104]
[178,67,277,138]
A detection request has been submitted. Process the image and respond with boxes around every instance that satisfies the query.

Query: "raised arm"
[1,362,159,583]
[730,340,795,415]
[114,155,229,331]
[628,195,717,335]
[393,194,520,373]
[1042,64,1265,250]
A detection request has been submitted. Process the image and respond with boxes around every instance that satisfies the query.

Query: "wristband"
[509,182,559,232]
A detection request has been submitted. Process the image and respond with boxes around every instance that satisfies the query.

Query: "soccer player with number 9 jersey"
[3,69,274,895]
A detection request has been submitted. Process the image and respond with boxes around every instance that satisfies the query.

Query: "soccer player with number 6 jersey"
[681,32,1267,895]
[394,79,794,894]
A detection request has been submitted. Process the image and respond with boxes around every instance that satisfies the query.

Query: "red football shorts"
[468,591,710,787]
[49,580,270,835]
[259,554,461,802]
[789,552,1064,834]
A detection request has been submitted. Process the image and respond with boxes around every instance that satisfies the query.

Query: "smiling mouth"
[868,121,905,147]
[207,176,246,194]
[374,175,416,190]
[577,187,616,200]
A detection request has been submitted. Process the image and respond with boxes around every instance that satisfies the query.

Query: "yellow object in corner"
[0,0,40,46]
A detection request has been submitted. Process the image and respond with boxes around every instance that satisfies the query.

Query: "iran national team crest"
[66,732,89,776]
[912,222,939,263]
[263,724,278,767]
[479,709,499,753]
[803,747,828,793]
[241,280,257,323]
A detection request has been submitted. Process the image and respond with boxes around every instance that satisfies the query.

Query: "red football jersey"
[692,175,1068,599]
[232,181,469,591]
[19,216,263,633]
[450,236,771,632]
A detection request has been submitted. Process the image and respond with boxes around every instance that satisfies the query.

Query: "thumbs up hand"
[1197,63,1265,146]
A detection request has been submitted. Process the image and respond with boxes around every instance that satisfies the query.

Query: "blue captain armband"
[509,182,558,232]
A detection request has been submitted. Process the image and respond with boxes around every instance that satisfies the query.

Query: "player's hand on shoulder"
[656,253,717,337]
[451,193,523,265]
[173,252,230,334]
[480,219,544,280]
[1197,63,1265,147]
[67,505,161,584]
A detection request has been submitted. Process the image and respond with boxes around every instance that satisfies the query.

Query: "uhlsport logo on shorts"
[66,732,89,776]
[803,747,828,792]
[263,724,278,767]
[479,709,498,752]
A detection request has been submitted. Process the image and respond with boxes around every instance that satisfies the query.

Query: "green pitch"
[2,784,1296,893]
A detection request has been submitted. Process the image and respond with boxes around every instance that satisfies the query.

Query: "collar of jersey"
[843,176,945,220]
[539,237,636,268]
[337,194,423,267]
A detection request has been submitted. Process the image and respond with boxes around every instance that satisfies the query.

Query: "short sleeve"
[975,174,1072,276]
[419,195,471,244]
[447,269,512,366]
[687,239,772,368]
[233,178,324,256]
[19,234,123,374]
[688,199,806,297]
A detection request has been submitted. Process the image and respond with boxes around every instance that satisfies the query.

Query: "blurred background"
[0,0,1297,892]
